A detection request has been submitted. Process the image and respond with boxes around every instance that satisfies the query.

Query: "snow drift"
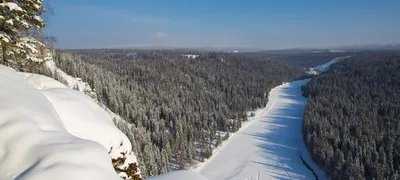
[22,50,140,179]
[22,73,134,158]
[0,65,121,180]
[21,73,67,90]
[21,72,139,178]
[43,88,134,161]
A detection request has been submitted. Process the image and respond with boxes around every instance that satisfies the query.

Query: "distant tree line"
[243,51,355,68]
[302,52,400,179]
[50,49,304,177]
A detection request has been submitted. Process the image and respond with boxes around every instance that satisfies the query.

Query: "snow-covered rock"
[44,59,97,98]
[0,65,121,180]
[43,89,135,161]
[20,73,139,178]
[28,49,140,178]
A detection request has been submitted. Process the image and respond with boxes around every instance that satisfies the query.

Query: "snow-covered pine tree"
[0,0,46,67]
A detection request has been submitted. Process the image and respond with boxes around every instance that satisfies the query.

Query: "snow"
[196,79,326,180]
[183,54,199,59]
[21,73,67,90]
[307,56,350,75]
[33,15,43,22]
[5,19,14,25]
[0,65,121,180]
[0,2,24,12]
[148,171,208,180]
[312,57,342,72]
[0,32,11,43]
[32,51,139,176]
[33,3,41,11]
[20,72,138,173]
[42,89,134,161]
[44,60,97,98]
[193,58,350,179]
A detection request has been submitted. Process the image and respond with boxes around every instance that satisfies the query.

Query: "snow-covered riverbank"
[193,57,353,180]
[196,79,326,180]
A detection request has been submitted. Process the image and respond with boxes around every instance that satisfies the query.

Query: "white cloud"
[152,32,169,39]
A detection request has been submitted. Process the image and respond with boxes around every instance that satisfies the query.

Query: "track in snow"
[197,79,326,180]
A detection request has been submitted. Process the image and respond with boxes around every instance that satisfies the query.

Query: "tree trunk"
[2,45,6,66]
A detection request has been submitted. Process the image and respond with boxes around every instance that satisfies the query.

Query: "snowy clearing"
[196,79,326,180]
[0,66,121,180]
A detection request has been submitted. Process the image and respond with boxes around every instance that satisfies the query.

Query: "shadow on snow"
[240,81,316,180]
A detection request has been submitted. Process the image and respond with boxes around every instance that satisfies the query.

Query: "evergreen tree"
[302,53,400,179]
[0,0,45,66]
[47,49,305,177]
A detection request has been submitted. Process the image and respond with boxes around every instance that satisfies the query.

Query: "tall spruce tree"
[0,0,46,66]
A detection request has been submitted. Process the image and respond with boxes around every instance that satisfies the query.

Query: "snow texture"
[0,65,121,180]
[20,72,137,171]
[43,89,135,161]
[21,73,67,90]
[40,55,139,173]
[148,171,208,180]
[196,79,326,180]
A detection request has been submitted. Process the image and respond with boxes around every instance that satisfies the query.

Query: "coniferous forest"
[49,49,305,177]
[302,52,400,179]
[245,50,354,68]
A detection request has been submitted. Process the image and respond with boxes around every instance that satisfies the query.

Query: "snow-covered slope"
[20,72,139,178]
[21,73,67,90]
[43,89,134,161]
[196,79,326,180]
[44,59,97,99]
[0,65,121,180]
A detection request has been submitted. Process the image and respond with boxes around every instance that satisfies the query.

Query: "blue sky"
[45,0,400,49]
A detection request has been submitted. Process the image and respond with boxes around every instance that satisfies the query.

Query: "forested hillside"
[51,49,304,177]
[302,53,400,179]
